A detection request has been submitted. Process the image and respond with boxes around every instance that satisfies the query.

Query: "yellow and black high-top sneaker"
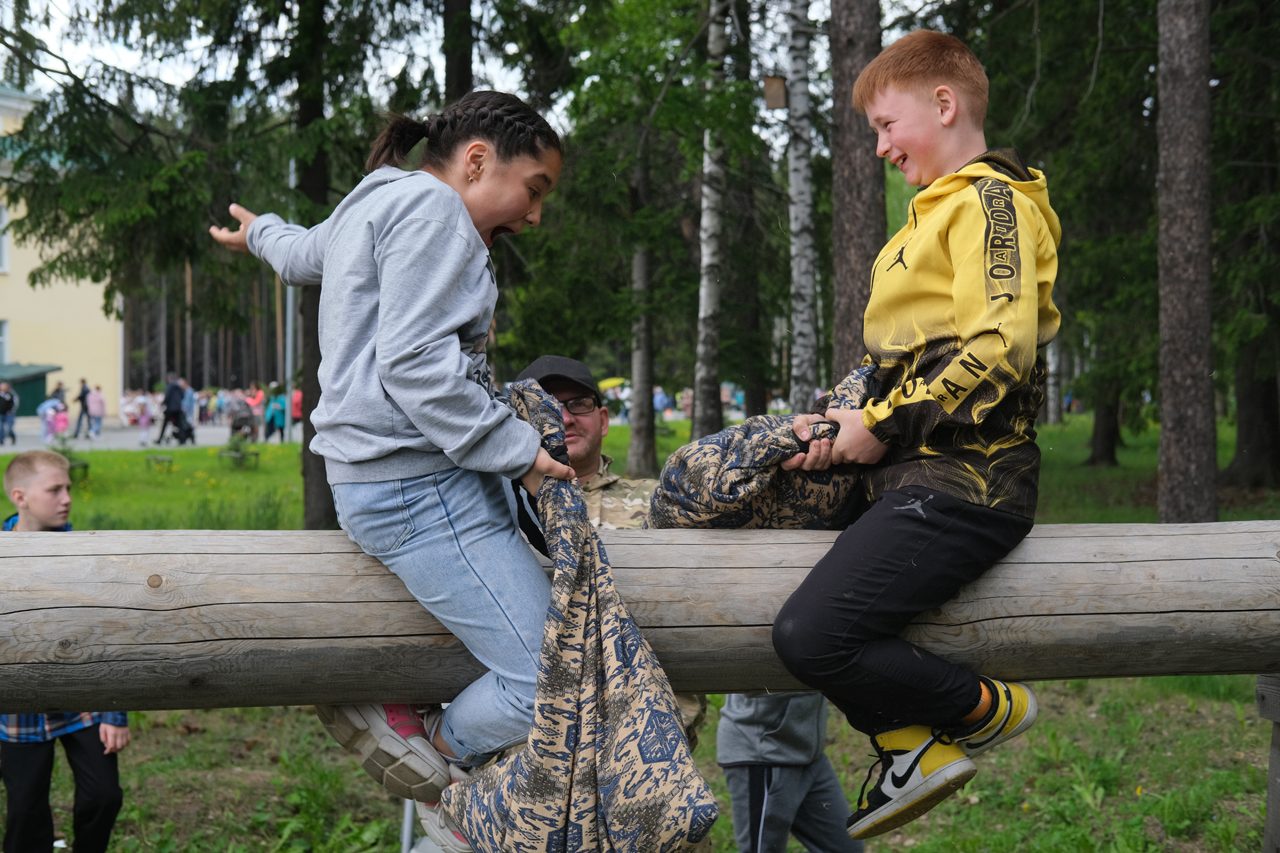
[846,725,976,839]
[954,677,1038,757]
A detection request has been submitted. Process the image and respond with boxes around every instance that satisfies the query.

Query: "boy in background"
[774,30,1061,839]
[1,450,132,853]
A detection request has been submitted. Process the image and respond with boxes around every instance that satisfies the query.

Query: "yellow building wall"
[1,87,124,417]
[0,212,125,418]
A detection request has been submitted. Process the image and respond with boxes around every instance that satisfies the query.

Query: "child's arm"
[862,185,1051,449]
[209,203,326,286]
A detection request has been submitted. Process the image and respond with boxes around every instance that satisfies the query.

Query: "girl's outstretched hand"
[208,203,259,254]
[521,447,575,495]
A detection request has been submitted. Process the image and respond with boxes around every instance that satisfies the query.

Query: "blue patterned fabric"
[648,366,877,530]
[441,379,717,851]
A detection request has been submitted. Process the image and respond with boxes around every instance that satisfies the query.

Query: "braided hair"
[365,91,561,173]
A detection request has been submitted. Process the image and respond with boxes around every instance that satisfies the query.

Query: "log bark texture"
[2,521,1278,712]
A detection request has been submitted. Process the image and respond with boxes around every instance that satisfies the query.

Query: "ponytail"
[365,91,560,174]
[364,115,430,172]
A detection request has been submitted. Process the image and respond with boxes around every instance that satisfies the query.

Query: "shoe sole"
[314,704,448,801]
[415,801,474,852]
[964,682,1039,757]
[847,759,977,840]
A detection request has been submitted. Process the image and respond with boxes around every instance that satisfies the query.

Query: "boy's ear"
[933,84,959,127]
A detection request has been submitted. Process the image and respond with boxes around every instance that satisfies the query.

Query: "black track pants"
[772,486,1032,735]
[1,725,122,853]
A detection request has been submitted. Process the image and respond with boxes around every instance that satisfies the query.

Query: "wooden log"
[1,520,1278,712]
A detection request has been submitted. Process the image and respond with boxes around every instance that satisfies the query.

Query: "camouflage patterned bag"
[441,379,717,851]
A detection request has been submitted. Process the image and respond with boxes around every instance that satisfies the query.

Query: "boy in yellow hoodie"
[773,30,1061,839]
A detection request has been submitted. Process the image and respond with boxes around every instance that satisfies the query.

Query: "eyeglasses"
[558,395,600,416]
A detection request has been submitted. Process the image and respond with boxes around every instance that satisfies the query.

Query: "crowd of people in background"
[1,376,302,447]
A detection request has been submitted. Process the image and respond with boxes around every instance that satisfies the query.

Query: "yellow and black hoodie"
[860,149,1061,519]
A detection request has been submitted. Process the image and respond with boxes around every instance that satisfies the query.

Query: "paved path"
[2,416,301,453]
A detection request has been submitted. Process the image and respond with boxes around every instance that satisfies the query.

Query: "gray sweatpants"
[722,756,864,853]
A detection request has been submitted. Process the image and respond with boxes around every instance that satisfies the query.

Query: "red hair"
[853,30,989,127]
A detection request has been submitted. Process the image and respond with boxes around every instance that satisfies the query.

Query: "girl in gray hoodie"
[210,91,573,850]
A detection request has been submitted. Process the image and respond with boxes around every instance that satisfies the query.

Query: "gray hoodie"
[246,166,539,484]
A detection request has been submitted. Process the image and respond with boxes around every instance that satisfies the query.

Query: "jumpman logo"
[886,246,908,272]
[893,494,933,518]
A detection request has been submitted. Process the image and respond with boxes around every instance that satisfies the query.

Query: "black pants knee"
[772,486,1032,735]
[2,725,122,853]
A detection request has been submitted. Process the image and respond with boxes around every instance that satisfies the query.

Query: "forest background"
[1,0,1276,529]
[0,0,1278,849]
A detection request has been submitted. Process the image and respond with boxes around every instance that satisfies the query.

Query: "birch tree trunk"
[1156,0,1216,522]
[627,160,659,478]
[830,0,882,378]
[1044,338,1063,425]
[786,0,817,415]
[692,0,729,439]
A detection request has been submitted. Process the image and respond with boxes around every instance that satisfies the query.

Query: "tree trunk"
[786,0,817,415]
[296,0,339,530]
[1085,386,1121,467]
[627,246,658,478]
[157,279,168,385]
[1221,338,1280,488]
[626,152,659,477]
[692,0,729,439]
[731,0,767,419]
[443,0,474,102]
[1044,338,1063,425]
[829,0,883,378]
[183,260,193,383]
[1156,0,1216,522]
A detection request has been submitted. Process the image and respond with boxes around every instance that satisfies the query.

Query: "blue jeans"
[331,469,549,765]
[0,413,13,443]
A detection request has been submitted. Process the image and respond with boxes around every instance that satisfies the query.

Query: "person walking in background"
[35,395,60,445]
[133,389,154,447]
[0,382,17,445]
[155,376,194,445]
[181,379,198,430]
[2,450,133,853]
[72,378,92,439]
[244,382,264,440]
[87,385,106,439]
[263,384,287,443]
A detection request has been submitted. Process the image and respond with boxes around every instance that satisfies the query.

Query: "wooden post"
[1257,675,1280,852]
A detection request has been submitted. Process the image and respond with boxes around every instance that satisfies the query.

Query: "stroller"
[172,414,196,445]
[226,399,258,442]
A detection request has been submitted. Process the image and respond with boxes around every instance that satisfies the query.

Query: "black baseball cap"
[516,355,601,402]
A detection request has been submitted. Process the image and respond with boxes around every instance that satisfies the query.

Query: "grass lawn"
[1,415,1275,850]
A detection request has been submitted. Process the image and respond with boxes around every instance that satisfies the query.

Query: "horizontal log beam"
[1,521,1278,712]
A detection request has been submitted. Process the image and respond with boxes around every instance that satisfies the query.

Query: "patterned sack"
[441,379,718,852]
[648,366,877,530]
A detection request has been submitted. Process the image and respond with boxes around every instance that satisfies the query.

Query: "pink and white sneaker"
[314,703,449,801]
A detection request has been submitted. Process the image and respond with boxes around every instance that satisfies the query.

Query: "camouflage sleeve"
[594,478,657,530]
